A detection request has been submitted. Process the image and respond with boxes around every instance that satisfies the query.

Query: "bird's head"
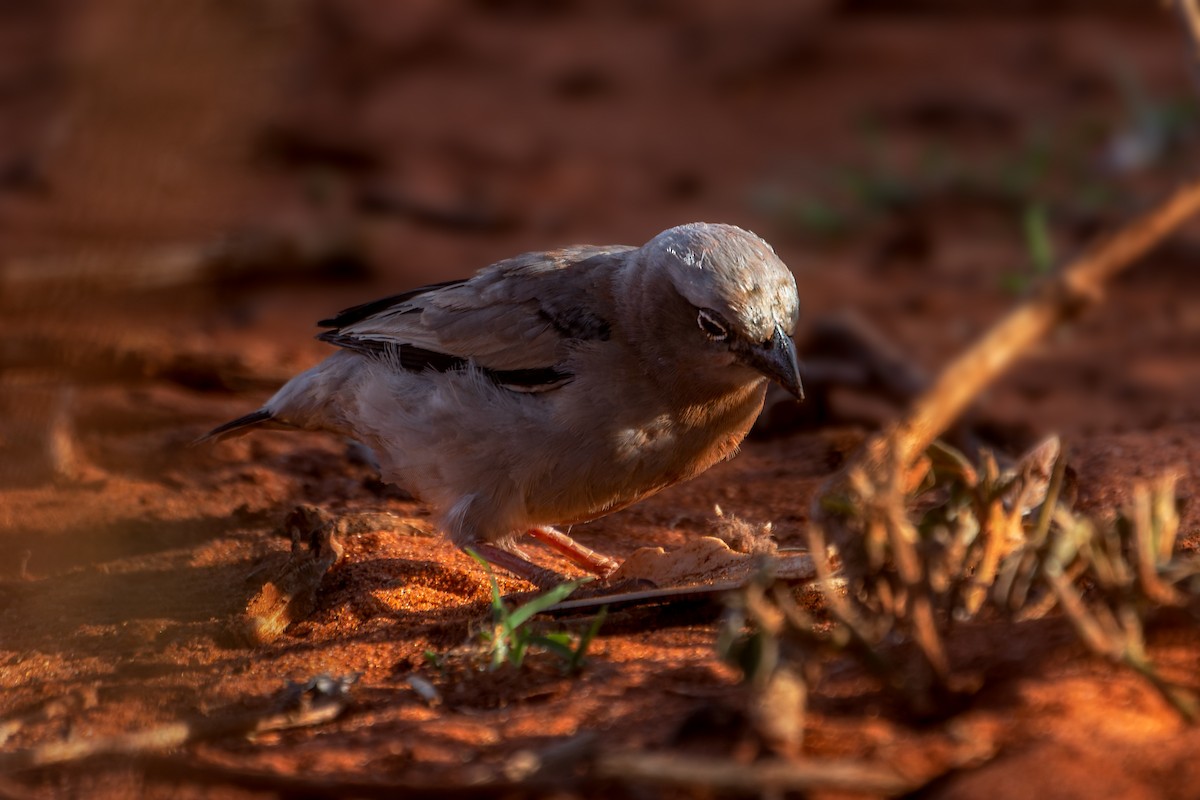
[639,222,803,399]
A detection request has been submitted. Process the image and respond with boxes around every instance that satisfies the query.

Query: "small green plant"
[1022,202,1055,275]
[466,549,606,671]
[422,649,444,671]
[1003,202,1057,294]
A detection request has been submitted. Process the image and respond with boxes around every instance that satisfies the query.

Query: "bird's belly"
[526,384,767,526]
[352,368,767,539]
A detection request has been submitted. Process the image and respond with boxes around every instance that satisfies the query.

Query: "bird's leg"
[470,543,566,589]
[526,526,620,577]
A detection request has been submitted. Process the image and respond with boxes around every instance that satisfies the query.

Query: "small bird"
[204,222,802,587]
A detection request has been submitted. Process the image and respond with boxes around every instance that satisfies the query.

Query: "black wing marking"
[489,366,573,390]
[317,331,572,391]
[317,279,469,328]
[317,331,465,371]
[538,307,611,341]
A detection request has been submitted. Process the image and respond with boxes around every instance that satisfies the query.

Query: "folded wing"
[317,245,631,391]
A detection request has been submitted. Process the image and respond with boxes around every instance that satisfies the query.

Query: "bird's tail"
[197,351,360,445]
[195,408,286,444]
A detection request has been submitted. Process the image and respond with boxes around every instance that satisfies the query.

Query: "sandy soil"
[2,2,1200,797]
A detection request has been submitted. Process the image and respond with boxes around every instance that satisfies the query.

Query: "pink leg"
[527,526,619,577]
[471,543,565,589]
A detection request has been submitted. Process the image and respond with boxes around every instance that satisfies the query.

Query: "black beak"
[736,324,804,400]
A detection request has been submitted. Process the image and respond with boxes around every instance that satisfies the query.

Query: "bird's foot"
[470,543,566,590]
[526,526,620,577]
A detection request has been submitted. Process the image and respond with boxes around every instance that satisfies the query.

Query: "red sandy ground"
[2,2,1200,797]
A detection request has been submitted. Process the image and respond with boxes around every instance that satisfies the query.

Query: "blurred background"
[5,5,1200,792]
[1,0,1199,480]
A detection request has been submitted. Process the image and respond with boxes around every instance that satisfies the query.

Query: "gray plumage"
[205,222,803,586]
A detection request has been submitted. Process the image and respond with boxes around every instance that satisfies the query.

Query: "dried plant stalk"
[880,181,1200,470]
[805,181,1200,714]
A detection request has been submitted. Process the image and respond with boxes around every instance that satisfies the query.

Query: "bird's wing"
[317,245,632,389]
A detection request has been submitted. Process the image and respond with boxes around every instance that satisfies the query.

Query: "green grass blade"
[569,606,608,672]
[531,634,577,662]
[1023,202,1055,274]
[505,577,591,630]
[465,548,507,616]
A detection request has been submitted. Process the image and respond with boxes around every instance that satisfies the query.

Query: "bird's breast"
[529,379,768,525]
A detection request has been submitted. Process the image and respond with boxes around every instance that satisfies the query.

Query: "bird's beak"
[736,324,804,400]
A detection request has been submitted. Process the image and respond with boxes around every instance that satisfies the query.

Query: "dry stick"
[141,758,518,800]
[139,734,603,799]
[1131,477,1186,607]
[595,752,914,796]
[136,751,929,799]
[1177,0,1200,220]
[1176,0,1200,65]
[0,699,345,773]
[876,180,1200,470]
[138,734,606,799]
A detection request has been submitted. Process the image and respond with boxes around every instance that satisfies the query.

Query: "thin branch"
[0,705,344,773]
[140,750,930,798]
[1175,0,1200,69]
[0,677,354,772]
[866,180,1200,473]
[595,752,917,795]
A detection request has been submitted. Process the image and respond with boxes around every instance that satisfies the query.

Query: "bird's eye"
[696,309,729,341]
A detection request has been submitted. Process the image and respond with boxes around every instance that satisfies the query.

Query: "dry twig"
[594,751,917,795]
[876,180,1200,471]
[126,742,956,799]
[0,676,355,773]
[1175,0,1200,68]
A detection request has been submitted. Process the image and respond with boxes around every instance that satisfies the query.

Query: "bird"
[203,222,803,587]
